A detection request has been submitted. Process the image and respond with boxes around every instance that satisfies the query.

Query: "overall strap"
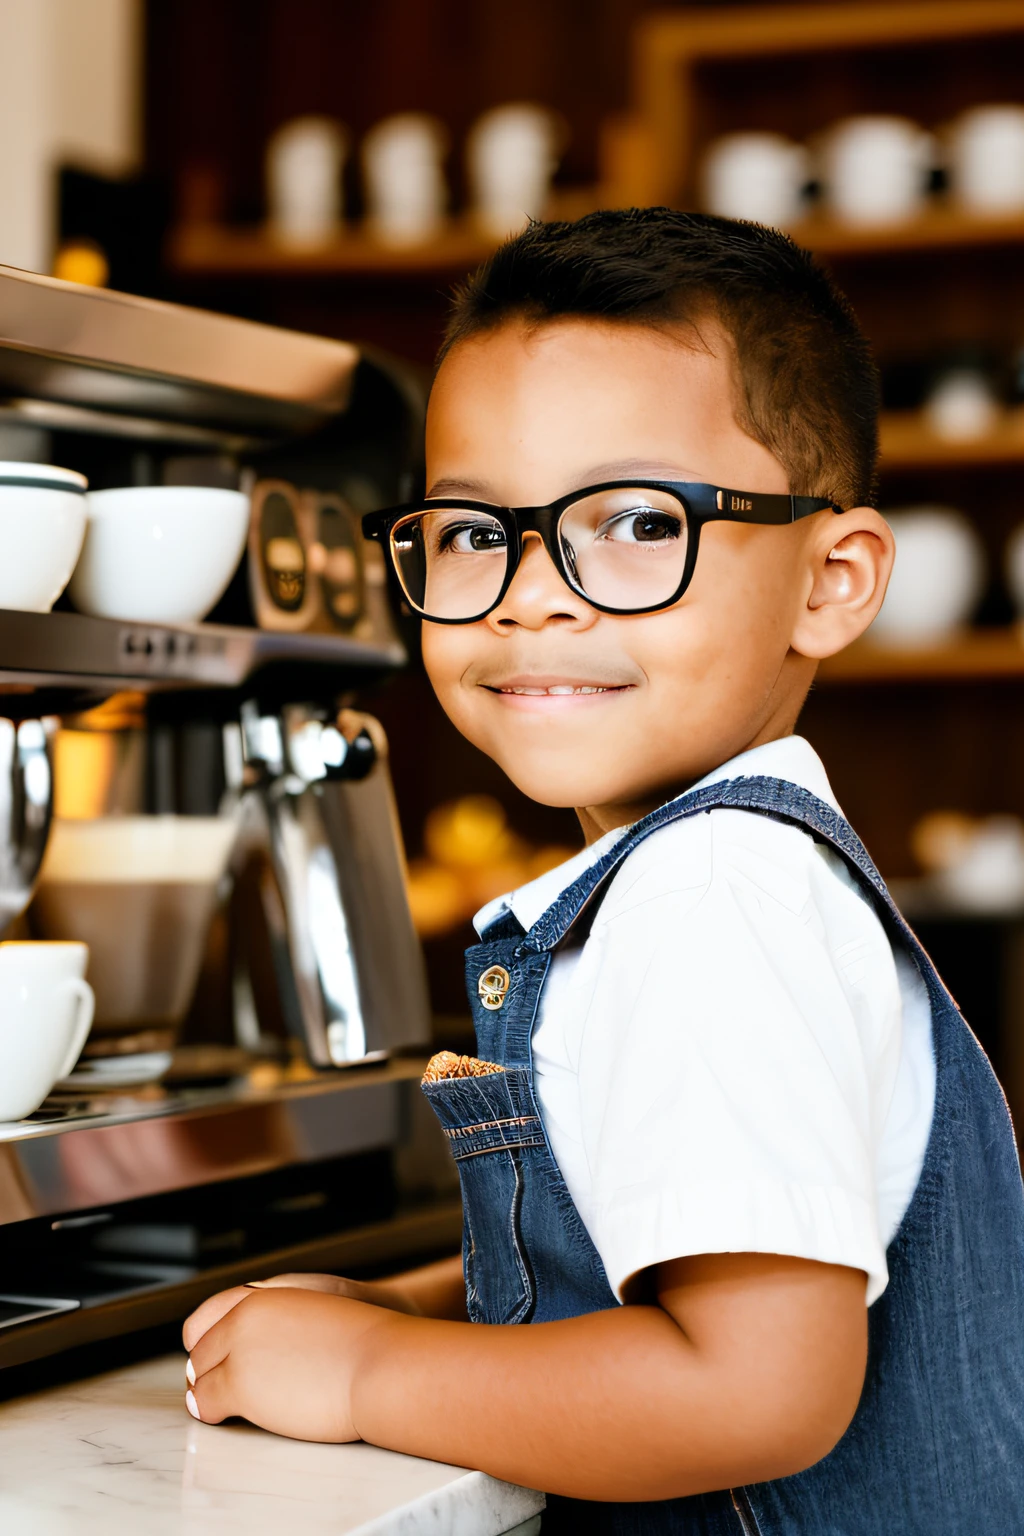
[523,776,940,999]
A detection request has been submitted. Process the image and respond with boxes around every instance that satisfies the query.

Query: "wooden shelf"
[169,220,500,279]
[817,627,1024,684]
[789,207,1024,260]
[167,188,608,282]
[879,408,1024,469]
[170,205,1024,283]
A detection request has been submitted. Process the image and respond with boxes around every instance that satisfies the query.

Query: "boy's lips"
[479,674,636,702]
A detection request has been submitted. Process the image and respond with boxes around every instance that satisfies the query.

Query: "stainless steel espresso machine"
[0,266,458,1376]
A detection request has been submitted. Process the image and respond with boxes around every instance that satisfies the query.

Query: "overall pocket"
[422,1054,545,1325]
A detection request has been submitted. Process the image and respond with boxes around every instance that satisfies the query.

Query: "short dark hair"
[442,208,879,508]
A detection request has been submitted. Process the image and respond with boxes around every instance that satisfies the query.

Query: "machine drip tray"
[0,1191,462,1379]
[0,1056,462,1377]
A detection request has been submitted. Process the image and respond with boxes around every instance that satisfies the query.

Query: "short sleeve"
[571,810,901,1305]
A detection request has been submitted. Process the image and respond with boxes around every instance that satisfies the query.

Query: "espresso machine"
[0,265,458,1376]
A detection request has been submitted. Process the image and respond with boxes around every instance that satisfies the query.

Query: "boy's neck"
[574,727,796,845]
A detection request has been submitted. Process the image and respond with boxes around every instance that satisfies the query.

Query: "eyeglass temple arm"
[362,510,388,540]
[708,489,843,524]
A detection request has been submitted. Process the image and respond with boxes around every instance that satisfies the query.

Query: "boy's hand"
[184,1285,392,1442]
[182,1272,426,1359]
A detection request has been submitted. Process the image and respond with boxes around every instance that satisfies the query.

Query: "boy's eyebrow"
[425,461,705,501]
[425,475,495,499]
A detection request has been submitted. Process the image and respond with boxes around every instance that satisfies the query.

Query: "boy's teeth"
[503,685,608,695]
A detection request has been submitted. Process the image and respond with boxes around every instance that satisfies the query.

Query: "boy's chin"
[493,754,633,814]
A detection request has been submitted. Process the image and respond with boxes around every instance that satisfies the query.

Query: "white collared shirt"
[474,736,935,1305]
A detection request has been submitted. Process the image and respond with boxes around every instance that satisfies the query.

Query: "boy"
[183,210,1024,1532]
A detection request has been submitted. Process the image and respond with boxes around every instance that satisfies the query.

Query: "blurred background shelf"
[790,208,1024,260]
[817,627,1024,684]
[168,205,1024,285]
[169,220,500,279]
[879,409,1024,468]
[168,190,604,281]
[170,207,1024,282]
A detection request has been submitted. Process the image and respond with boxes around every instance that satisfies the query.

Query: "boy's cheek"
[421,628,482,733]
[419,623,458,695]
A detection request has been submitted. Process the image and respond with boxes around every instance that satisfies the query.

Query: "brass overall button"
[478,964,511,1010]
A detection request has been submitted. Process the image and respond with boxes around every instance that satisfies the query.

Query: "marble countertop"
[0,1353,545,1535]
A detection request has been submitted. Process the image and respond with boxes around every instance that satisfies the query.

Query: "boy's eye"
[435,519,507,555]
[596,507,683,545]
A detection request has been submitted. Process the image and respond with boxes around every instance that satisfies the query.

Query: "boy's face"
[421,317,887,833]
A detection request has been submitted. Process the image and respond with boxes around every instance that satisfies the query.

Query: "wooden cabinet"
[157,1,1024,937]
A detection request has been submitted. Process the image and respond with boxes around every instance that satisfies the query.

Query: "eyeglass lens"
[390,487,690,619]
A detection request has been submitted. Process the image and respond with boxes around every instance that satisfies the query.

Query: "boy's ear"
[791,507,895,661]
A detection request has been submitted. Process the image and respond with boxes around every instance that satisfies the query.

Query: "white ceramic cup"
[0,941,94,1119]
[362,114,448,246]
[823,115,934,226]
[266,116,348,246]
[702,132,809,227]
[0,463,87,613]
[467,104,562,239]
[871,506,985,644]
[69,486,249,625]
[949,104,1024,214]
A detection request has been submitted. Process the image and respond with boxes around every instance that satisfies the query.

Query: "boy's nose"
[486,531,598,632]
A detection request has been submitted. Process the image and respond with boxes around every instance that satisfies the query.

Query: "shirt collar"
[472,735,841,938]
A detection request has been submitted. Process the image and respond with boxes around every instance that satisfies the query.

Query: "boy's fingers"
[186,1360,233,1425]
[249,1272,350,1295]
[188,1313,234,1382]
[182,1285,254,1352]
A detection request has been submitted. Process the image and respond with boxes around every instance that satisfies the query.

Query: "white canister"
[701,132,809,227]
[936,817,1024,914]
[822,115,934,226]
[266,116,348,246]
[923,367,1001,444]
[871,506,985,644]
[362,114,448,247]
[948,104,1024,215]
[467,104,563,240]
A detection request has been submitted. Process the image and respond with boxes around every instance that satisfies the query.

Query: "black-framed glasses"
[361,480,843,624]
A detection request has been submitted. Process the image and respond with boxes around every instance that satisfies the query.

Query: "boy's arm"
[184,1251,866,1501]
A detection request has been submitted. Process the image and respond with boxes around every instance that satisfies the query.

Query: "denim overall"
[422,777,1024,1534]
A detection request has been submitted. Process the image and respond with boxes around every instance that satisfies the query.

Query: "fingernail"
[245,1280,268,1288]
[185,1389,200,1421]
[185,1357,196,1386]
